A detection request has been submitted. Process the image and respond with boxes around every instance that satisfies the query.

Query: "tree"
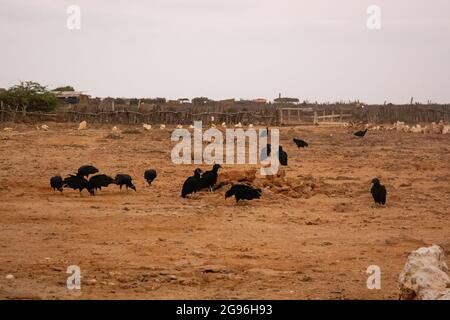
[0,81,60,114]
[53,85,75,92]
[192,97,210,105]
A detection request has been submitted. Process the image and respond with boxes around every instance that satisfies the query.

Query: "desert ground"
[0,123,449,300]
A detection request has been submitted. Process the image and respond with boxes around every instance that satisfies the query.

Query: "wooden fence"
[279,108,353,125]
[356,105,450,123]
[314,110,353,125]
[2,102,450,125]
[0,106,278,126]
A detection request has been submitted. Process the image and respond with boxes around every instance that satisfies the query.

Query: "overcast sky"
[0,0,449,103]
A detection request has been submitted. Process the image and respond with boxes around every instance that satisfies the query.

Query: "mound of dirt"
[215,169,257,189]
[258,173,330,199]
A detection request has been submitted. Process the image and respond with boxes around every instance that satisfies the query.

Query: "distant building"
[52,91,90,104]
[274,93,299,104]
[177,98,190,104]
[253,98,267,104]
[274,97,299,104]
[219,99,236,104]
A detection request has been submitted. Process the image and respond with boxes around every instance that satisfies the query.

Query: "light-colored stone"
[78,120,87,130]
[398,244,450,300]
[142,123,152,131]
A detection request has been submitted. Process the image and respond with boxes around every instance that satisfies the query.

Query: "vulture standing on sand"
[77,165,99,178]
[278,146,288,166]
[225,184,262,203]
[115,173,136,191]
[144,169,157,186]
[354,128,368,138]
[370,178,387,205]
[181,168,203,198]
[50,175,63,192]
[293,138,309,148]
[89,174,115,192]
[63,174,94,195]
[199,164,222,191]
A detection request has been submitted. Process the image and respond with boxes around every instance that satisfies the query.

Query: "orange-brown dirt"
[0,123,449,299]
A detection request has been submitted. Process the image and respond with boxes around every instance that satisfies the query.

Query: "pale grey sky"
[0,0,449,103]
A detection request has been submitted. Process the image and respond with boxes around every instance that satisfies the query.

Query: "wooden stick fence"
[2,103,450,125]
[0,107,279,125]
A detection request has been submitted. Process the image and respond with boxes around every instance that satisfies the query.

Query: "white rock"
[78,121,87,130]
[394,121,406,132]
[398,244,450,300]
[176,124,183,129]
[431,122,444,134]
[41,124,49,131]
[6,274,14,280]
[3,127,13,132]
[142,123,152,131]
[410,124,423,133]
[221,122,227,128]
[160,124,166,129]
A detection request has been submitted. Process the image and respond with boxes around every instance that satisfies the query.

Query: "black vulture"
[77,165,99,178]
[199,164,222,191]
[225,184,262,203]
[89,174,115,191]
[278,146,288,166]
[181,168,203,198]
[144,169,157,186]
[50,175,63,192]
[293,138,309,148]
[63,174,94,195]
[370,178,387,205]
[115,173,136,191]
[260,143,271,161]
[354,128,368,138]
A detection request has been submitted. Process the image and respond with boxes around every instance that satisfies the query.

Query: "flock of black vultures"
[49,128,387,205]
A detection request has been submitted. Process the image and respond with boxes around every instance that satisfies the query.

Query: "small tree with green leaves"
[0,81,60,114]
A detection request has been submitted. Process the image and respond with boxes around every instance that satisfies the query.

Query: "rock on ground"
[398,244,450,300]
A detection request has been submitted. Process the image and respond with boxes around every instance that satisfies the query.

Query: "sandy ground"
[0,123,449,300]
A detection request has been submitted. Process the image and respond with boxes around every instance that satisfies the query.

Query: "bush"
[0,81,60,113]
[53,85,75,92]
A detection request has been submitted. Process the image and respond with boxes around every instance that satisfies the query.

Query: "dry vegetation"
[0,123,450,299]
